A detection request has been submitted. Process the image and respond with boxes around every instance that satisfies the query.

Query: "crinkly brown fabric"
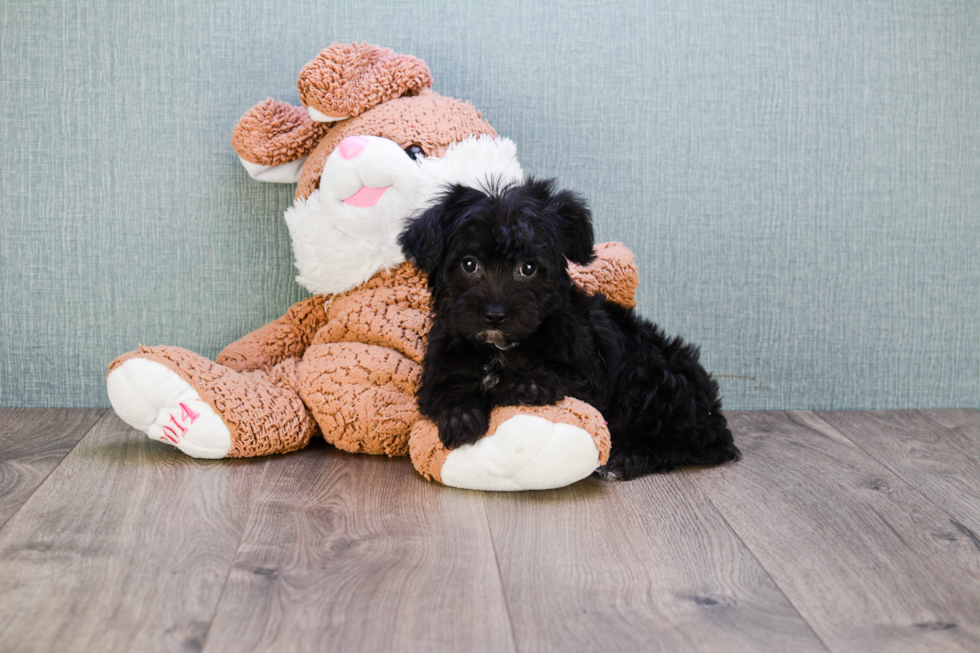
[231,98,332,167]
[409,397,612,484]
[314,264,431,364]
[295,91,496,200]
[109,346,318,458]
[298,42,433,120]
[407,422,450,484]
[298,342,421,456]
[567,242,639,309]
[217,295,331,373]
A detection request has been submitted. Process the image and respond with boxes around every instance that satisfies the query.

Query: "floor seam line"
[688,469,834,653]
[482,493,521,653]
[198,460,273,653]
[681,415,835,653]
[919,409,980,455]
[807,410,980,537]
[0,409,107,536]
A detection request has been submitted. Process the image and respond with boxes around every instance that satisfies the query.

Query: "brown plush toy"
[107,43,639,490]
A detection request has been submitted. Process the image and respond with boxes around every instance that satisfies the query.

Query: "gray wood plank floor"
[0,408,104,529]
[0,408,977,653]
[688,411,980,653]
[203,446,515,653]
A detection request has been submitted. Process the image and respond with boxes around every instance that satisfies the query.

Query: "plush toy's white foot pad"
[107,358,232,459]
[439,415,601,491]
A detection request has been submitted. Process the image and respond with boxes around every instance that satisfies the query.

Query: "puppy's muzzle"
[478,329,518,350]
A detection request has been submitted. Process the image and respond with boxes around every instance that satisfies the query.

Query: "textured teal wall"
[1,1,978,409]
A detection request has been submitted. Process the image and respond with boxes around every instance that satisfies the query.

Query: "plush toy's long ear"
[232,98,331,183]
[399,185,483,275]
[548,187,596,265]
[298,42,432,122]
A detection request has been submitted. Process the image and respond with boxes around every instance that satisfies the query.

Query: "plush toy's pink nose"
[338,136,368,160]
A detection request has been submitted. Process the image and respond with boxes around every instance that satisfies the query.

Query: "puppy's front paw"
[438,404,490,449]
[498,380,562,407]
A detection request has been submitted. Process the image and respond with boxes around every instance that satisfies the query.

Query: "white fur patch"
[420,135,524,191]
[107,358,232,459]
[439,415,601,491]
[285,135,524,296]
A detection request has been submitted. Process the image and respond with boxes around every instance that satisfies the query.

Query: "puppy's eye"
[519,262,537,277]
[461,257,479,274]
[404,145,424,161]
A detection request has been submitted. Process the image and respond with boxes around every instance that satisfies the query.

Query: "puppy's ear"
[399,204,444,274]
[549,187,596,265]
[399,184,482,274]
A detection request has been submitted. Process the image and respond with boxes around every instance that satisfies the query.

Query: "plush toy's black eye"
[519,262,537,277]
[404,145,424,161]
[461,257,479,274]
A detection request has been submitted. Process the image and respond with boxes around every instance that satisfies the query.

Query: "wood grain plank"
[484,473,827,653]
[689,411,980,653]
[203,443,515,653]
[819,410,980,534]
[0,408,104,530]
[920,408,980,434]
[0,412,265,653]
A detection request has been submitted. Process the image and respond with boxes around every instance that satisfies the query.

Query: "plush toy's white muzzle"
[285,135,524,296]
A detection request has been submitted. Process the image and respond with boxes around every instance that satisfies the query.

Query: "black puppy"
[398,178,740,479]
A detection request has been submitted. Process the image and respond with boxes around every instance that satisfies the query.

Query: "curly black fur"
[398,178,740,480]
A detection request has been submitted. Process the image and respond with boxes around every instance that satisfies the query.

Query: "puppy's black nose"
[484,304,508,326]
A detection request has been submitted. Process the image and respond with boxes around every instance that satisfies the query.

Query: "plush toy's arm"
[568,242,639,308]
[410,398,611,490]
[216,295,331,372]
[231,98,332,183]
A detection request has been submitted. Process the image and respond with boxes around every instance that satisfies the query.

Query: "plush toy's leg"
[409,398,611,491]
[107,346,318,458]
[297,342,421,457]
